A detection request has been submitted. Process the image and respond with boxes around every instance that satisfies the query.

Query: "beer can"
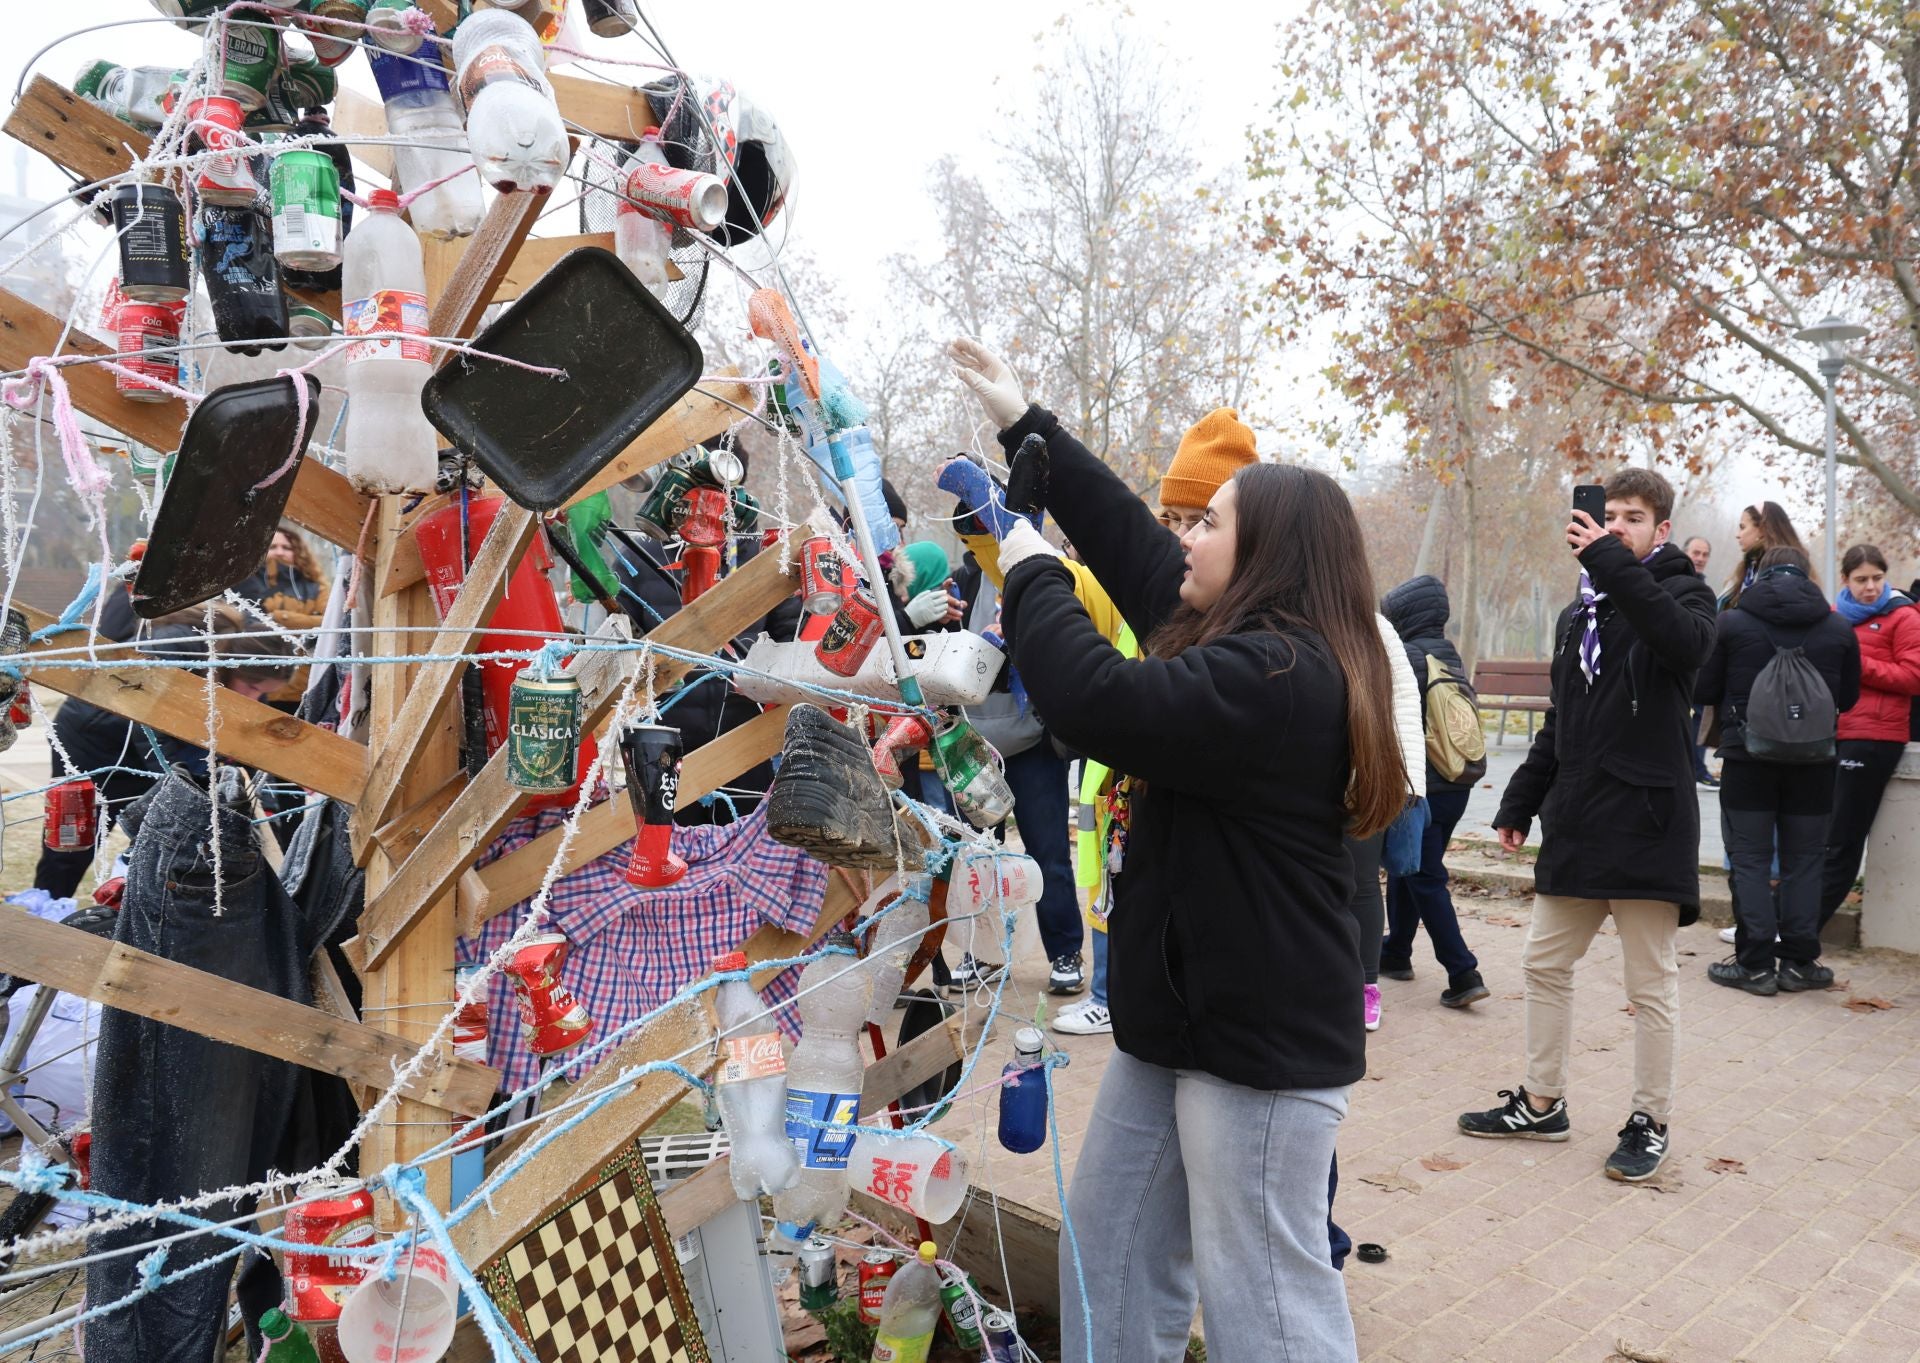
[43,779,98,852]
[366,0,427,53]
[634,464,696,540]
[284,1178,376,1324]
[798,535,847,615]
[856,1249,896,1325]
[814,591,882,677]
[185,96,257,205]
[940,1276,984,1349]
[689,446,744,488]
[731,486,761,534]
[288,304,335,350]
[278,33,339,108]
[980,1309,1019,1361]
[300,0,370,66]
[623,161,729,233]
[508,932,594,1056]
[452,963,490,1068]
[797,1236,838,1313]
[218,19,280,110]
[271,149,342,270]
[582,0,637,36]
[110,182,189,303]
[115,302,180,404]
[505,675,582,794]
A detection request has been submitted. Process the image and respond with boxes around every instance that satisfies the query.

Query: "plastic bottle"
[863,877,930,1026]
[868,1242,942,1363]
[773,930,875,1240]
[341,187,438,494]
[613,131,674,291]
[783,356,900,557]
[997,1027,1048,1154]
[452,8,568,194]
[366,49,482,240]
[73,62,178,131]
[258,1308,323,1363]
[710,950,800,1201]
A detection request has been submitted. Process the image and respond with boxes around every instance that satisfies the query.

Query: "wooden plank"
[374,492,449,599]
[557,382,753,513]
[371,768,467,860]
[0,910,497,1113]
[550,74,658,144]
[286,461,375,551]
[421,232,626,307]
[12,601,368,803]
[457,704,790,933]
[424,175,554,345]
[311,950,375,1110]
[351,501,536,841]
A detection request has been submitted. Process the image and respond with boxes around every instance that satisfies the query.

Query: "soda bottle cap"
[1013,1026,1044,1057]
[367,187,402,213]
[259,1307,291,1339]
[917,1241,937,1264]
[711,951,747,972]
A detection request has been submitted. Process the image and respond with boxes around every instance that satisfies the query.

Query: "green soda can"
[635,464,697,540]
[940,1276,984,1349]
[506,675,582,793]
[287,304,334,350]
[932,716,1015,827]
[277,34,338,108]
[270,149,342,270]
[219,19,281,111]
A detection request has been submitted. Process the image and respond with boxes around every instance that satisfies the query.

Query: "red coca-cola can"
[507,933,595,1057]
[115,302,179,404]
[857,1249,896,1325]
[798,535,847,615]
[623,160,729,232]
[814,591,883,677]
[43,779,98,852]
[184,96,257,206]
[284,1178,375,1326]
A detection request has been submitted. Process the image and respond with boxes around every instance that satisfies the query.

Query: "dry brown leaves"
[1843,994,1898,1014]
[1418,1153,1467,1172]
[1359,1170,1423,1194]
[1705,1157,1747,1176]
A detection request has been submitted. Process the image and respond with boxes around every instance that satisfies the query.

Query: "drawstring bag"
[1383,796,1430,875]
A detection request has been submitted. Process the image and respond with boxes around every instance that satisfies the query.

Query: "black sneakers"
[1458,1087,1570,1141]
[766,704,906,869]
[1378,956,1415,982]
[1440,969,1489,1009]
[1707,957,1778,996]
[1604,1111,1670,1182]
[1048,953,1086,996]
[943,952,1005,996]
[1778,961,1835,992]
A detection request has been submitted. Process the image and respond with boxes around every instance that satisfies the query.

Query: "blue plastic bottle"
[783,354,901,557]
[997,1027,1048,1154]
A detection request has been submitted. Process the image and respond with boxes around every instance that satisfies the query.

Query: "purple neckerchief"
[1577,543,1663,686]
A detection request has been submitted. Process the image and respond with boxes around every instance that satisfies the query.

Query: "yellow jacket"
[960,530,1128,650]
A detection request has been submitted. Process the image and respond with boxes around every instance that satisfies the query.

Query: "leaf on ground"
[1843,994,1897,1013]
[1359,1170,1423,1194]
[1622,1002,1638,1016]
[1485,915,1525,927]
[1610,1341,1676,1363]
[1501,992,1525,1000]
[1705,1157,1746,1176]
[1419,1153,1467,1172]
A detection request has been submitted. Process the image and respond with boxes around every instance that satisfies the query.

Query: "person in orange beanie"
[1155,408,1259,535]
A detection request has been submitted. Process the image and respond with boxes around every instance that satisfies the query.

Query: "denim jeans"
[1001,743,1083,961]
[86,769,313,1363]
[1382,786,1479,979]
[1061,1050,1356,1363]
[1089,926,1109,1009]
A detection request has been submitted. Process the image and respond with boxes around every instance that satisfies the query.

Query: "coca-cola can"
[43,779,98,852]
[814,591,883,677]
[623,161,729,233]
[284,1178,375,1325]
[856,1249,896,1325]
[185,96,257,206]
[798,536,847,615]
[115,302,179,404]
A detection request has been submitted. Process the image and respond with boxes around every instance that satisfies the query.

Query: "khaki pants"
[1523,895,1679,1124]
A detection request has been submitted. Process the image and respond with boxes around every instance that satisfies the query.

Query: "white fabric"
[1378,612,1427,799]
[998,520,1062,575]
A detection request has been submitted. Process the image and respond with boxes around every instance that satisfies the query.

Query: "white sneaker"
[1051,1000,1112,1035]
[1718,925,1737,944]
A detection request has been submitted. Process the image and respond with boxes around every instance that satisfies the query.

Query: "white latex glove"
[905,588,954,628]
[999,520,1063,575]
[947,338,1028,428]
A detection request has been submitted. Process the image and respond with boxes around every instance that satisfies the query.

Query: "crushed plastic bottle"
[772,930,874,1240]
[709,950,799,1200]
[366,49,482,239]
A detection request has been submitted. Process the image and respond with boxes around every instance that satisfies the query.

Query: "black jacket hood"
[1382,574,1450,640]
[1735,566,1832,630]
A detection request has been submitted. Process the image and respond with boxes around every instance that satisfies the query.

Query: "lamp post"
[1792,313,1868,590]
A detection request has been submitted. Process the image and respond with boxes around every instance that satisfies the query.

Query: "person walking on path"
[952,338,1400,1362]
[1459,470,1715,1183]
[1819,545,1920,928]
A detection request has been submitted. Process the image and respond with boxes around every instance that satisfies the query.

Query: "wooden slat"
[457,704,790,933]
[558,382,754,513]
[0,910,497,1114]
[371,769,467,859]
[12,601,368,803]
[424,172,556,345]
[420,232,628,307]
[550,74,658,144]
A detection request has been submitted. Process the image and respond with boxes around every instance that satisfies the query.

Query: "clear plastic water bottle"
[783,357,901,556]
[997,1027,1048,1154]
[612,132,674,292]
[73,62,178,130]
[869,1242,942,1363]
[341,187,438,494]
[452,8,568,194]
[773,930,875,1240]
[366,49,482,240]
[709,951,800,1200]
[863,877,930,1027]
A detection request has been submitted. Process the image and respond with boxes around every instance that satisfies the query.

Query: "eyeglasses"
[1157,509,1206,534]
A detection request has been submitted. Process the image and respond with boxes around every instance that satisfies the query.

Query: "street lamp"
[1793,312,1868,591]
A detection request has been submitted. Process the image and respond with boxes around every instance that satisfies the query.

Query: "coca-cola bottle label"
[457,46,548,113]
[718,1031,786,1084]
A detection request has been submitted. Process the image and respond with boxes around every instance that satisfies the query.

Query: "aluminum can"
[507,932,594,1056]
[505,675,582,794]
[218,19,280,110]
[185,96,257,205]
[270,149,342,271]
[43,779,98,852]
[797,1236,838,1313]
[622,160,728,233]
[288,304,334,350]
[284,1178,376,1324]
[111,183,189,303]
[856,1249,895,1326]
[300,1,370,66]
[940,1275,984,1349]
[634,464,696,540]
[115,302,180,403]
[980,1309,1019,1361]
[277,37,339,108]
[797,536,846,615]
[814,591,882,677]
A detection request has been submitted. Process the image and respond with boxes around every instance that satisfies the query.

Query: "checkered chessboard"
[480,1146,709,1363]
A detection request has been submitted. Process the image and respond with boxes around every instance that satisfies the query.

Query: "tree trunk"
[1412,490,1446,577]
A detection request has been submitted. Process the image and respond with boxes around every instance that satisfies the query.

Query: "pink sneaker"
[1363,983,1382,1032]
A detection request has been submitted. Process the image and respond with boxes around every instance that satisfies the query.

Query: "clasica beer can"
[110,182,189,303]
[797,535,846,615]
[277,34,339,108]
[218,19,280,110]
[797,1236,838,1313]
[284,1178,376,1325]
[270,149,342,271]
[940,1276,984,1349]
[115,302,180,404]
[814,591,882,677]
[505,675,582,793]
[856,1250,896,1326]
[634,464,696,540]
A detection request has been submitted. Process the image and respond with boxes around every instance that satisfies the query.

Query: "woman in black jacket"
[1695,547,1859,993]
[952,340,1400,1363]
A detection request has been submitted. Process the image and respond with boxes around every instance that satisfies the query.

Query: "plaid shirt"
[460,801,828,1093]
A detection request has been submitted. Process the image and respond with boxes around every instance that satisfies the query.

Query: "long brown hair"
[271,522,326,587]
[1147,463,1407,836]
[1727,501,1804,607]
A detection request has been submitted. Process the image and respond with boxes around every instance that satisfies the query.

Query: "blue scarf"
[1836,582,1908,625]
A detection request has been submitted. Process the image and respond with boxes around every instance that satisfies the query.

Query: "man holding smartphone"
[1458,469,1716,1182]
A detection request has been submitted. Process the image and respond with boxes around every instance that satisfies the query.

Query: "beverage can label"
[366,48,452,101]
[271,151,341,264]
[871,1333,933,1363]
[783,1088,860,1169]
[342,289,428,364]
[456,45,549,115]
[718,1031,785,1085]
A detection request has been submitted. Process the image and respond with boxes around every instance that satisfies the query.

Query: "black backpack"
[1743,622,1837,763]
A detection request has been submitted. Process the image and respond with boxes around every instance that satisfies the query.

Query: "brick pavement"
[931,891,1920,1362]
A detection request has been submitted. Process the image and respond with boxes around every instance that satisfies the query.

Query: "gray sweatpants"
[1059,1050,1357,1363]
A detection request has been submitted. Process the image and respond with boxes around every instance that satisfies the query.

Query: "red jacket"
[1839,599,1920,742]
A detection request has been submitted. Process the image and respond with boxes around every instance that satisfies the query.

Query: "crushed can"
[814,591,883,678]
[505,932,594,1057]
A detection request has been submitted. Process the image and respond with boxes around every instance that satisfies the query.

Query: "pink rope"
[1,360,112,498]
[94,362,202,405]
[340,161,475,213]
[253,373,311,493]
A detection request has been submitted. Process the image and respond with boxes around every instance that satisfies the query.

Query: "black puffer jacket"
[1694,566,1860,753]
[999,405,1363,1092]
[1495,537,1717,916]
[1381,574,1476,793]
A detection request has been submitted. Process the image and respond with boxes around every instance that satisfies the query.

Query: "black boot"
[766,704,909,869]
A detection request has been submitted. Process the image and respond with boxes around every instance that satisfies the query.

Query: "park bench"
[1472,659,1553,744]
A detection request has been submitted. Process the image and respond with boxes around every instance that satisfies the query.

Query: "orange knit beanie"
[1157,408,1258,511]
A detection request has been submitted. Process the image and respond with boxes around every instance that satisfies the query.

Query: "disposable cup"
[335,1243,458,1363]
[844,1131,969,1222]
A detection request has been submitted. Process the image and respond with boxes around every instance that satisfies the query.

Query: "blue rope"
[1047,1056,1094,1363]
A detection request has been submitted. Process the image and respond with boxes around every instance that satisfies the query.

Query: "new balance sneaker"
[1440,969,1489,1009]
[944,952,1004,996]
[1604,1111,1669,1182]
[1363,983,1382,1032]
[1458,1087,1571,1141]
[1048,953,1086,996]
[1778,960,1835,992]
[1707,957,1778,996]
[1051,999,1112,1035]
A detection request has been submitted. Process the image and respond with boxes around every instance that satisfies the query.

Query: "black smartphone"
[1572,483,1606,527]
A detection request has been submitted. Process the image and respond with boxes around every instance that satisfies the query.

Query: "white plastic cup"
[335,1243,458,1363]
[844,1131,969,1222]
[951,848,1042,917]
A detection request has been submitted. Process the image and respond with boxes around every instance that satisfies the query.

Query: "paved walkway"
[935,888,1920,1361]
[1466,744,1728,867]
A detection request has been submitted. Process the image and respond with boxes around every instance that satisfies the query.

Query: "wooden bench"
[1473,659,1553,745]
